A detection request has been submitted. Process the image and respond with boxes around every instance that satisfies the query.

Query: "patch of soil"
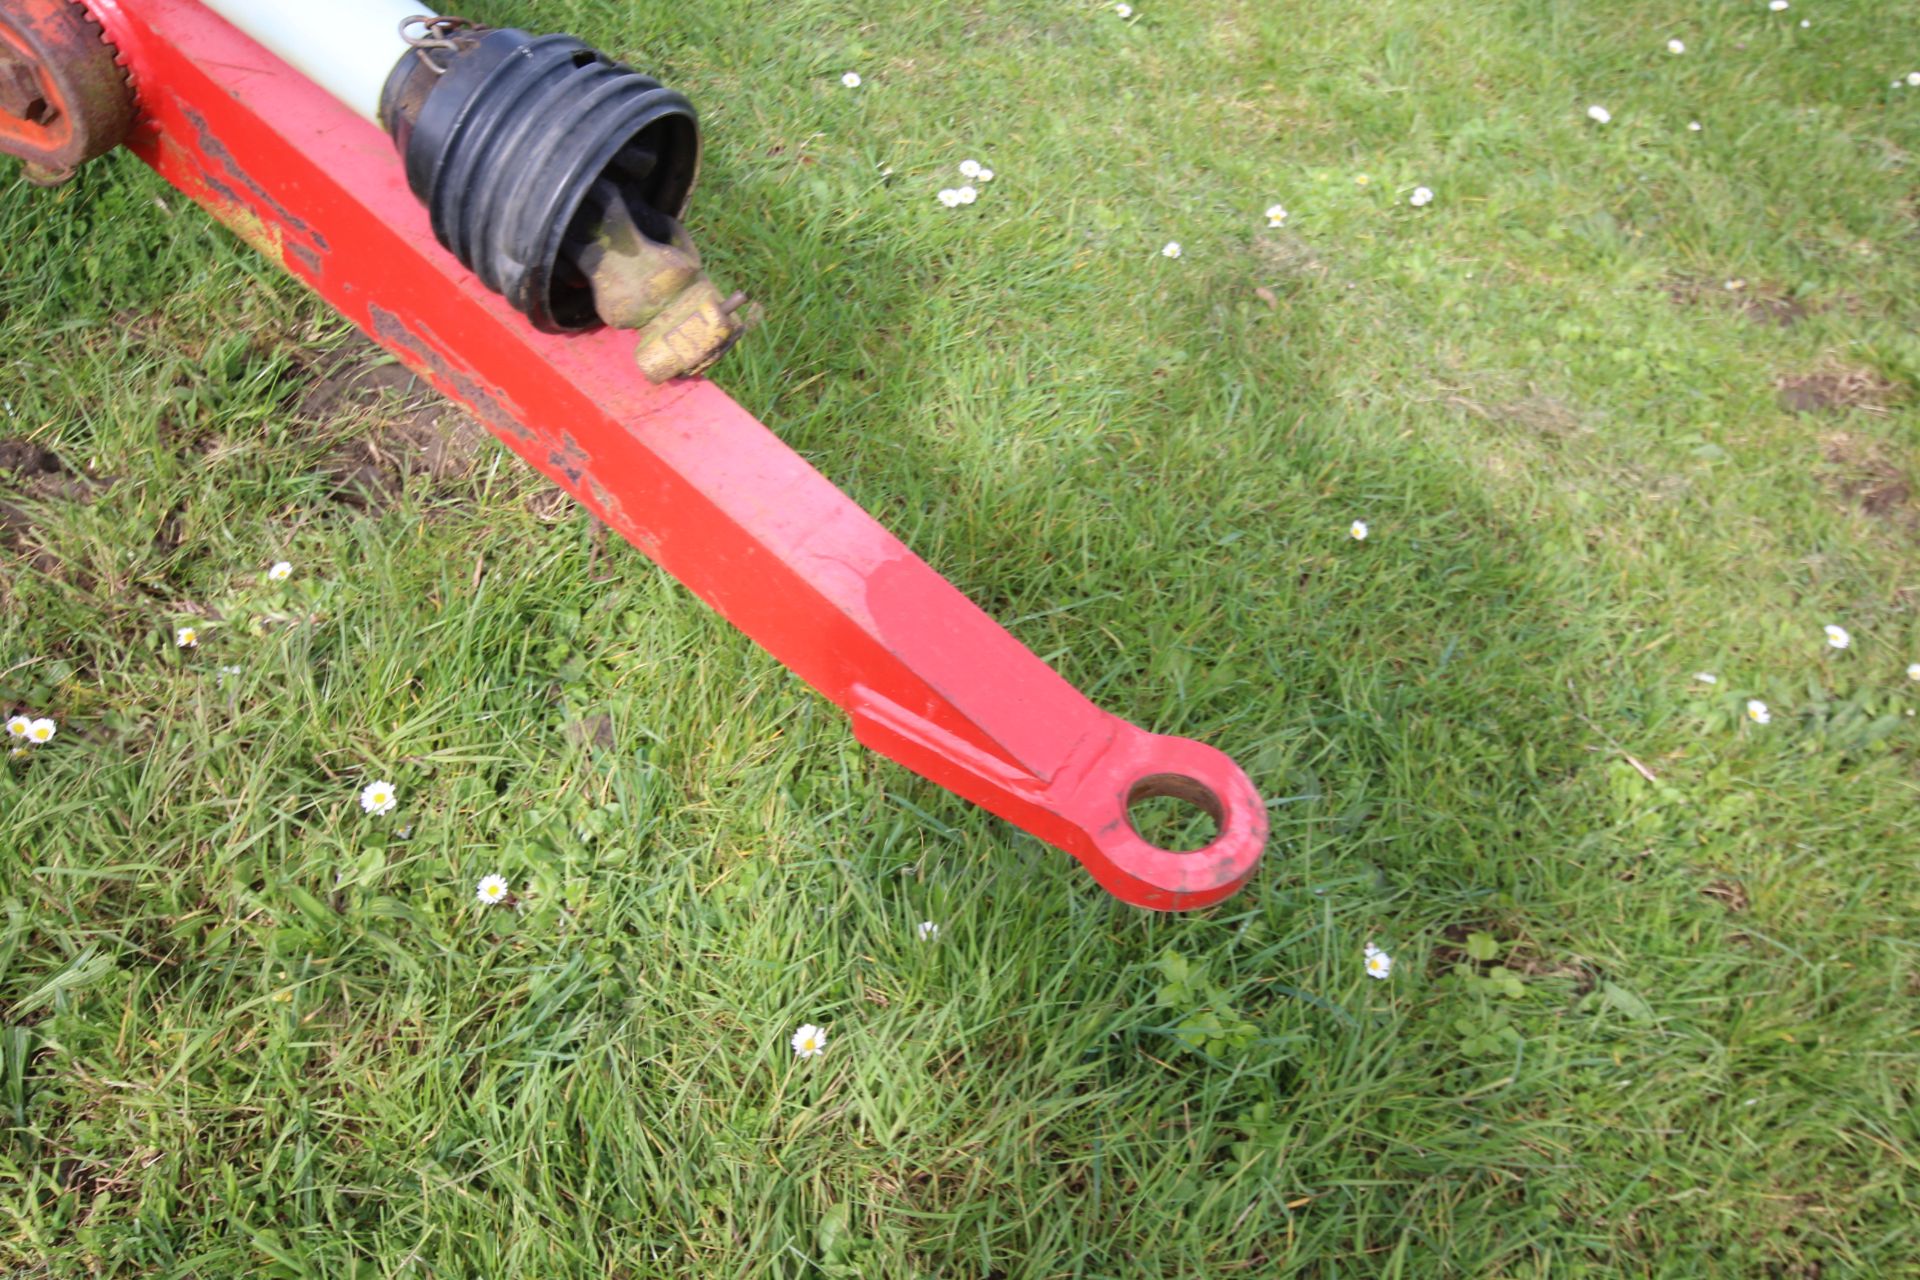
[319,411,494,512]
[0,438,106,555]
[300,334,494,513]
[1778,367,1904,416]
[0,439,64,477]
[1667,276,1811,328]
[561,714,615,750]
[1702,878,1750,913]
[298,341,431,420]
[1818,431,1915,528]
[1429,922,1594,991]
[525,487,575,523]
[1251,231,1329,282]
[1447,388,1593,441]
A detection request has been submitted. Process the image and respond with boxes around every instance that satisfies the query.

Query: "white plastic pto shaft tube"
[197,0,436,125]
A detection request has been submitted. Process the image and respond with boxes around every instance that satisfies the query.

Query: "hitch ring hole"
[1126,773,1225,853]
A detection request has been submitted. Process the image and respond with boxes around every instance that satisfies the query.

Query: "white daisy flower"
[359,780,398,815]
[1409,186,1434,207]
[1161,241,1182,259]
[1746,699,1771,725]
[1908,662,1920,681]
[1768,0,1787,10]
[1364,947,1393,980]
[955,185,978,205]
[175,626,199,648]
[475,874,510,906]
[1265,203,1289,227]
[1350,519,1369,541]
[1688,120,1703,131]
[1823,624,1851,650]
[791,1023,827,1058]
[1114,3,1133,17]
[5,715,28,739]
[1667,39,1685,54]
[937,188,962,208]
[1799,19,1809,26]
[841,71,862,89]
[958,159,982,179]
[976,168,994,182]
[25,718,55,745]
[1694,672,1718,684]
[917,920,940,941]
[1908,72,1920,87]
[1587,104,1612,125]
[268,561,292,582]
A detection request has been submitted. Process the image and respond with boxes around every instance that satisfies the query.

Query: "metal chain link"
[399,16,478,75]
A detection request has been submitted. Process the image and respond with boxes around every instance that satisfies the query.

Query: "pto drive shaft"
[378,18,749,382]
[187,2,748,382]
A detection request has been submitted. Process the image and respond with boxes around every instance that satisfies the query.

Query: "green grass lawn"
[4,0,1920,1274]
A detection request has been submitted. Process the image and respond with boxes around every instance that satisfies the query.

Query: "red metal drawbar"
[67,0,1267,909]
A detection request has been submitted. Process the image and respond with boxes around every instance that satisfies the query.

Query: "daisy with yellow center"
[268,561,292,582]
[1822,624,1850,650]
[1364,943,1393,980]
[791,1023,827,1058]
[1746,699,1771,725]
[26,718,55,745]
[475,874,510,906]
[1350,520,1369,541]
[6,715,28,740]
[359,780,398,815]
[176,626,199,648]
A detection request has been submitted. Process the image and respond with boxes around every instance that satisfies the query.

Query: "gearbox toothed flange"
[0,0,135,184]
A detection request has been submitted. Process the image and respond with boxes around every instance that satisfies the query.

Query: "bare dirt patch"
[1429,922,1595,991]
[0,438,106,554]
[1667,276,1810,328]
[1251,231,1330,283]
[1818,431,1914,530]
[561,714,616,750]
[1701,878,1750,914]
[298,334,495,512]
[1446,387,1593,441]
[1777,367,1904,416]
